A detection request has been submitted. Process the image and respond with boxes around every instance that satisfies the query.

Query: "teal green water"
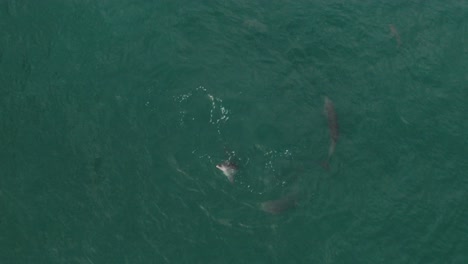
[1,1,467,263]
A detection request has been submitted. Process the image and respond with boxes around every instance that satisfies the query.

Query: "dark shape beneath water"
[260,193,299,215]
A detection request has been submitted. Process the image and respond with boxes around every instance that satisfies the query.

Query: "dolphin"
[323,96,339,168]
[216,161,238,184]
[389,24,401,46]
[260,193,299,214]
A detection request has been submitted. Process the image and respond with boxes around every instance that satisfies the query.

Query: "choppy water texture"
[1,1,467,263]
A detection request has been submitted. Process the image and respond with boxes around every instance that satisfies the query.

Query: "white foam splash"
[174,92,192,103]
[208,93,230,130]
[174,86,230,133]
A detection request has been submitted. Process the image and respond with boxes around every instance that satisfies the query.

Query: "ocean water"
[1,0,467,263]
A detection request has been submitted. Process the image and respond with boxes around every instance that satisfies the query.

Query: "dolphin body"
[260,193,299,214]
[389,24,401,46]
[323,96,339,168]
[216,161,238,184]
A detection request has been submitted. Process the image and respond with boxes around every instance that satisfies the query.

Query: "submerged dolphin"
[389,24,401,46]
[260,193,299,214]
[323,96,339,168]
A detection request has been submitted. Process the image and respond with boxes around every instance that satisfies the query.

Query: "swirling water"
[0,0,467,263]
